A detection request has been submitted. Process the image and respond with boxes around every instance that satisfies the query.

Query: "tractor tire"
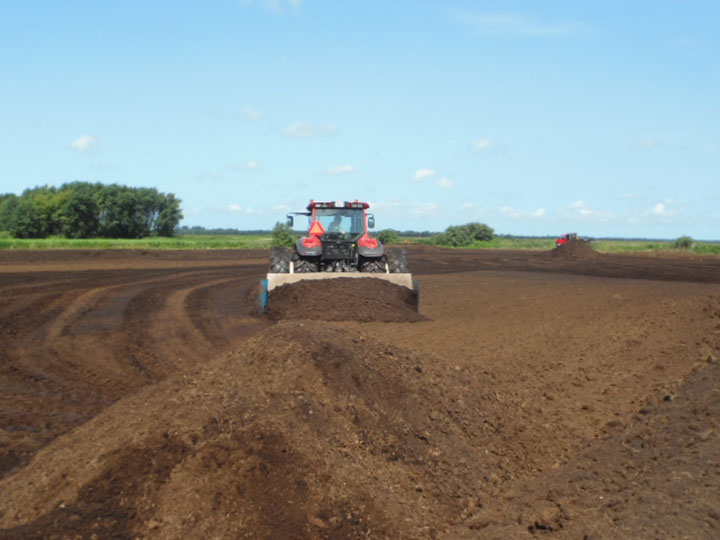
[293,253,319,273]
[269,247,292,273]
[360,257,386,273]
[386,248,409,273]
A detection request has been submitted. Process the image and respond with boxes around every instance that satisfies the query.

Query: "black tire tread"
[269,247,292,273]
[293,253,319,273]
[359,257,386,273]
[386,248,409,273]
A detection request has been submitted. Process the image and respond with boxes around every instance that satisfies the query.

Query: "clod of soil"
[550,238,600,259]
[266,277,424,322]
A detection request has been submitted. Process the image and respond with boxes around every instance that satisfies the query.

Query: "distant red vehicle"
[555,233,578,246]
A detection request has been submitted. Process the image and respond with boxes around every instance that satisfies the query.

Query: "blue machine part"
[258,279,269,314]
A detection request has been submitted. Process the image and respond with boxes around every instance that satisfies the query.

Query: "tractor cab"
[312,206,366,239]
[286,200,377,247]
[282,200,384,271]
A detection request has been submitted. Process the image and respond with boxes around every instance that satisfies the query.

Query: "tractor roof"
[307,200,369,211]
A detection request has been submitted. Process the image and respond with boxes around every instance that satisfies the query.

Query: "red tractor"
[271,200,409,274]
[555,233,578,247]
[261,200,413,308]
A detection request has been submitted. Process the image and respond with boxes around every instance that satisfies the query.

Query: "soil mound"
[550,238,600,260]
[0,322,516,539]
[266,277,424,322]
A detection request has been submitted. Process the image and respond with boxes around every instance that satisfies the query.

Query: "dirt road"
[0,245,718,538]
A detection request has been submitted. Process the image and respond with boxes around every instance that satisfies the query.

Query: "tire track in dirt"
[0,263,264,479]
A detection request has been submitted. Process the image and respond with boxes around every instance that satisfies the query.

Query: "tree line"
[376,223,494,246]
[269,222,495,248]
[0,182,182,239]
[176,225,271,235]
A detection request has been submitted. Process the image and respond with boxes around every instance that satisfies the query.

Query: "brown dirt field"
[266,278,423,323]
[0,246,719,539]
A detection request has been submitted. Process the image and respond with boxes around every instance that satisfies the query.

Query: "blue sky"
[1,1,718,238]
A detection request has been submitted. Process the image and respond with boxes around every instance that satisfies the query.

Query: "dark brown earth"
[0,245,719,539]
[266,278,423,323]
[549,237,601,259]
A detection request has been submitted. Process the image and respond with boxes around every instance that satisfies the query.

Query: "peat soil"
[266,278,424,323]
[0,245,719,539]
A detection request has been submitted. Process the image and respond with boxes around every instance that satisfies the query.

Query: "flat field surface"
[0,245,719,539]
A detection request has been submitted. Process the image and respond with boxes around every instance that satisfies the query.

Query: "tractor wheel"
[360,257,386,273]
[386,248,409,273]
[269,247,292,273]
[293,254,319,273]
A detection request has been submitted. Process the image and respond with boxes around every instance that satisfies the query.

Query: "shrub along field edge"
[0,234,272,250]
[408,236,720,255]
[0,234,718,255]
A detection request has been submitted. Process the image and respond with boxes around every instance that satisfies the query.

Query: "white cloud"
[500,205,546,219]
[325,164,356,175]
[284,123,338,138]
[472,138,496,152]
[411,203,440,217]
[226,204,260,214]
[413,168,436,182]
[647,202,677,216]
[71,134,97,152]
[651,203,666,215]
[436,177,454,189]
[245,160,260,169]
[454,10,585,37]
[197,172,223,181]
[367,200,406,217]
[242,106,264,120]
[551,199,686,228]
[636,138,662,149]
[238,0,301,14]
[561,200,615,221]
[272,204,289,211]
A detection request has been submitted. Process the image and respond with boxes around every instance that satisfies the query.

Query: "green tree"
[97,184,150,238]
[434,222,494,247]
[466,222,494,241]
[154,193,183,236]
[435,225,473,247]
[22,186,64,236]
[11,199,44,238]
[377,229,400,245]
[271,222,296,247]
[58,184,100,238]
[1,183,183,239]
[0,194,19,233]
[673,236,693,249]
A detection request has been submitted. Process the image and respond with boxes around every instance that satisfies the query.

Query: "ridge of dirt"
[0,323,508,539]
[548,238,600,260]
[266,278,424,323]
